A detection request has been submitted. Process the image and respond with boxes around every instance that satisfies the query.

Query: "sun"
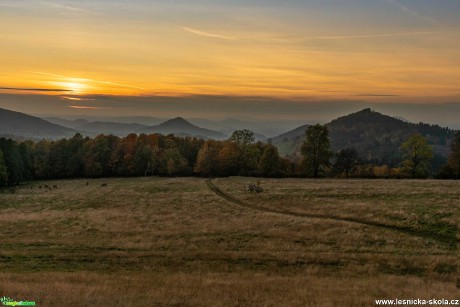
[63,82,86,93]
[52,79,89,94]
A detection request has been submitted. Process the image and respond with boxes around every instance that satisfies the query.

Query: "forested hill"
[274,108,455,166]
[328,108,453,164]
[0,108,76,140]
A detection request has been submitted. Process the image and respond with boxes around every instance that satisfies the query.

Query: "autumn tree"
[301,124,333,177]
[333,148,360,177]
[159,138,189,176]
[401,134,433,178]
[109,134,138,176]
[194,140,223,176]
[216,141,241,176]
[84,135,119,177]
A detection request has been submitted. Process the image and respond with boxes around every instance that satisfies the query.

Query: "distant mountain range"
[45,116,163,127]
[46,115,308,138]
[2,108,228,140]
[1,107,456,168]
[45,117,149,136]
[272,108,455,166]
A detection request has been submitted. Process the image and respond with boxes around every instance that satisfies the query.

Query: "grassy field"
[0,177,459,306]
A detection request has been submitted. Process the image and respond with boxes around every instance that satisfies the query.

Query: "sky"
[0,0,459,125]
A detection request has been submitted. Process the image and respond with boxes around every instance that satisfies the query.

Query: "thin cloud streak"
[0,87,71,92]
[382,0,446,27]
[68,105,115,110]
[61,96,95,101]
[357,94,401,97]
[0,2,28,9]
[180,26,236,40]
[40,1,99,15]
[277,31,439,41]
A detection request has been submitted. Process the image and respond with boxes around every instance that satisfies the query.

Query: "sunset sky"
[0,0,459,124]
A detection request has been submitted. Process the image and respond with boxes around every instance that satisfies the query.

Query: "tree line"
[0,126,459,186]
[0,130,293,186]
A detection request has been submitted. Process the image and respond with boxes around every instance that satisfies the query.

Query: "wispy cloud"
[382,0,446,27]
[0,2,28,9]
[0,87,71,92]
[282,31,438,41]
[40,1,99,15]
[357,94,401,97]
[68,105,115,110]
[179,26,236,40]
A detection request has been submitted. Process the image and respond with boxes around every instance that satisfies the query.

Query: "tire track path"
[206,179,457,248]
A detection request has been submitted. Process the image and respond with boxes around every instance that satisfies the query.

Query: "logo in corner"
[1,296,36,306]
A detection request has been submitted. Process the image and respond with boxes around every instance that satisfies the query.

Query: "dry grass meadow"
[0,177,459,306]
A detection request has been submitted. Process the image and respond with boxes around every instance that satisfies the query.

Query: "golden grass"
[0,177,459,306]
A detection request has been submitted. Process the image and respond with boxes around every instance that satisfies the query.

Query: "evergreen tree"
[65,133,85,177]
[18,141,34,180]
[33,140,51,179]
[448,131,460,178]
[229,129,255,146]
[0,148,8,185]
[0,138,24,185]
[258,145,281,175]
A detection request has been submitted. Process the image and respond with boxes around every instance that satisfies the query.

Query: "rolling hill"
[139,117,227,139]
[0,108,76,140]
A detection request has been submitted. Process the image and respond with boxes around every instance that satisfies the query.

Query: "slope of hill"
[273,108,455,165]
[44,117,150,136]
[139,117,227,139]
[44,117,90,129]
[270,124,310,144]
[0,108,76,140]
[269,124,309,156]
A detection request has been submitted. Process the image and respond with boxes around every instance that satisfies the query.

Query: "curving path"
[206,179,457,248]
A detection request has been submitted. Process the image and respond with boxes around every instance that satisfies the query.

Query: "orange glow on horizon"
[1,1,459,102]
